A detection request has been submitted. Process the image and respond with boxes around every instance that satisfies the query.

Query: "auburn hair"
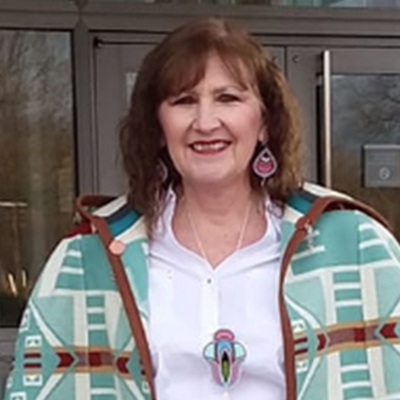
[119,17,304,236]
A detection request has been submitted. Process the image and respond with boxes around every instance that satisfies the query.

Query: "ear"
[258,126,267,144]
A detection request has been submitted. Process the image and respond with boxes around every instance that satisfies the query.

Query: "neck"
[172,178,266,267]
[179,178,257,223]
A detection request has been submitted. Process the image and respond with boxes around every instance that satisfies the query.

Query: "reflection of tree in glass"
[332,75,400,146]
[0,31,74,325]
[331,74,400,239]
[271,0,400,8]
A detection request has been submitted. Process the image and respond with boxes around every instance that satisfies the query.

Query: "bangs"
[156,32,259,101]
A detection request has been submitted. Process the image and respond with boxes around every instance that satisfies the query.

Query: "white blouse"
[148,192,286,400]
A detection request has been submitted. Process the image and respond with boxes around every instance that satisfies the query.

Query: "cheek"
[158,107,171,138]
[160,120,186,170]
[159,113,178,151]
[163,127,184,161]
[240,110,264,143]
[161,123,175,146]
[159,107,187,143]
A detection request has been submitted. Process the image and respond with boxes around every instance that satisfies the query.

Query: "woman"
[121,17,302,400]
[4,17,400,400]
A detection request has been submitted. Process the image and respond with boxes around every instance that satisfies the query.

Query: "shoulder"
[286,181,351,214]
[287,181,389,227]
[284,181,393,246]
[75,194,142,228]
[283,183,399,275]
[32,195,146,296]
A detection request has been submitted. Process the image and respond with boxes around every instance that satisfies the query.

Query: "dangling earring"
[252,144,278,179]
[157,159,168,183]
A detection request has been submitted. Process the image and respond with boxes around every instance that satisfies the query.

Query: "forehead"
[158,45,255,96]
[200,54,250,86]
[158,50,257,100]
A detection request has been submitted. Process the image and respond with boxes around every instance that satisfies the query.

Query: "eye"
[217,93,240,103]
[171,95,196,105]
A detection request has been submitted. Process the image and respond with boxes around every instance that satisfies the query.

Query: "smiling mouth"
[189,140,231,154]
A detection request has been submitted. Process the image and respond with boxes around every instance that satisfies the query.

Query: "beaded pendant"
[203,329,246,387]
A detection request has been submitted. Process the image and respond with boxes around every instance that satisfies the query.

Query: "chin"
[184,172,243,188]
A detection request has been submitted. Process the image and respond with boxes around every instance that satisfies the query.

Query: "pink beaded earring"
[252,145,278,179]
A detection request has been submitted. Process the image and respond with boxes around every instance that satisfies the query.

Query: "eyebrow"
[213,85,247,93]
[168,84,248,99]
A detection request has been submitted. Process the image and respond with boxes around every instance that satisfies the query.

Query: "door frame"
[91,31,400,190]
[3,6,400,394]
[92,33,286,194]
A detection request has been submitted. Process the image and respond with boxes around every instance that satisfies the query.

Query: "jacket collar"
[81,181,350,272]
[84,181,350,251]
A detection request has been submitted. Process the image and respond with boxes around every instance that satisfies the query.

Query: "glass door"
[93,34,285,195]
[94,36,159,195]
[288,47,400,238]
[0,30,75,397]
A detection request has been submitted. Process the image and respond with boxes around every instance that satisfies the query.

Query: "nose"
[192,100,221,133]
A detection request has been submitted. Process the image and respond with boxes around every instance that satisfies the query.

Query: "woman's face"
[158,54,264,189]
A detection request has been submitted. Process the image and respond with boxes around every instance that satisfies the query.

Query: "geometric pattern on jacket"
[286,184,400,400]
[3,182,400,400]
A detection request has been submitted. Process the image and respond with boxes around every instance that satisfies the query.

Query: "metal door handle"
[322,50,332,187]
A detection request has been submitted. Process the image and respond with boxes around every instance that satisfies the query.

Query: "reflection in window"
[0,31,75,327]
[126,72,137,104]
[331,74,400,239]
[273,0,400,7]
[89,0,400,6]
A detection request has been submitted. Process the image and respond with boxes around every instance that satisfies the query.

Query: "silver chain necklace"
[184,198,252,265]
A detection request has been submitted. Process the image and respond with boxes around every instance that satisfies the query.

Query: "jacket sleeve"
[356,211,400,391]
[3,236,82,400]
[2,232,151,400]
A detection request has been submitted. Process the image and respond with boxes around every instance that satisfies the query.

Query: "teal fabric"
[3,183,400,400]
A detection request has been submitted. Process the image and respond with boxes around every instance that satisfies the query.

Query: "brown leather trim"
[280,227,307,400]
[76,192,390,400]
[279,195,391,400]
[297,195,391,231]
[76,195,116,222]
[90,215,157,400]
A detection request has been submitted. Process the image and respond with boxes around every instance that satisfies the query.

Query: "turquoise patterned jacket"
[3,183,400,400]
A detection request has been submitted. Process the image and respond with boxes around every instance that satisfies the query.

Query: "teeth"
[192,142,228,152]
